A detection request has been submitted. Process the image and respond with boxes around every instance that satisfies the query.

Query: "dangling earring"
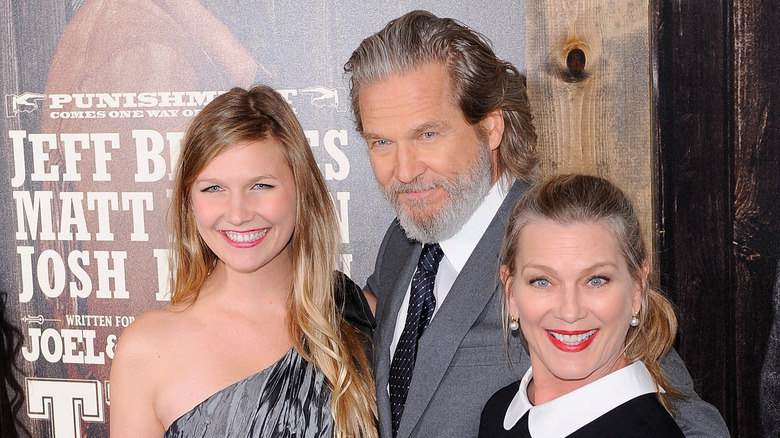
[630,311,640,327]
[509,316,519,331]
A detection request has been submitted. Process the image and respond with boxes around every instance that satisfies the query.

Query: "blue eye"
[372,139,389,147]
[421,132,436,139]
[588,276,609,287]
[201,185,222,193]
[530,278,550,287]
[252,183,274,190]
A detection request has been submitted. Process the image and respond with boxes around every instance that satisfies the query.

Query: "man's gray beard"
[380,144,493,244]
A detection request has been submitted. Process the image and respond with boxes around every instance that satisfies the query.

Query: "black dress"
[478,362,685,438]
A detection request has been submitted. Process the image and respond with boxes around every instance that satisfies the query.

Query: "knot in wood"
[567,48,586,73]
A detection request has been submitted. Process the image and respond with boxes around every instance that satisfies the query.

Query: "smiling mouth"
[548,329,598,346]
[224,229,267,243]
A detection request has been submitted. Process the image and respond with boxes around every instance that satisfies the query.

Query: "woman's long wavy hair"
[499,174,682,411]
[1,293,30,437]
[169,85,376,437]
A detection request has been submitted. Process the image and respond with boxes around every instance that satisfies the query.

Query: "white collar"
[439,177,510,273]
[504,361,662,437]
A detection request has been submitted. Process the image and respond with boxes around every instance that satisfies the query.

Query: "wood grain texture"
[525,0,655,262]
[654,0,780,435]
[654,0,734,428]
[732,0,780,436]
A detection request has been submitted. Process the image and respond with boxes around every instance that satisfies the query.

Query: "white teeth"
[550,329,597,345]
[224,229,267,243]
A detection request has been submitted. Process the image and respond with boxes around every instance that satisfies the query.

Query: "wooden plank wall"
[655,0,780,436]
[524,1,655,263]
[731,1,780,435]
[653,0,734,428]
[527,0,780,436]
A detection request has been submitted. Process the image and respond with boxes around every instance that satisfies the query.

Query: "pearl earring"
[509,316,519,331]
[630,311,640,327]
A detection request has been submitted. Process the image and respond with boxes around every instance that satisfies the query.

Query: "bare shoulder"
[109,307,188,437]
[110,306,193,395]
[113,308,181,364]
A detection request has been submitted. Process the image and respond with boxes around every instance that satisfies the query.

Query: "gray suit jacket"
[760,259,780,434]
[365,181,729,438]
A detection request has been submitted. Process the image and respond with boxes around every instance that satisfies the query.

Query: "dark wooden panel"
[653,0,735,430]
[732,1,780,436]
[655,0,780,436]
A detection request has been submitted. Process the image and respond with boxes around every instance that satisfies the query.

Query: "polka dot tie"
[389,243,444,437]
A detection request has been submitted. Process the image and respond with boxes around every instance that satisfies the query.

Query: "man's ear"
[481,109,505,151]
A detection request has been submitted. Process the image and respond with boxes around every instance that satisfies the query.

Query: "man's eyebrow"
[360,130,381,140]
[412,120,447,135]
[360,120,448,141]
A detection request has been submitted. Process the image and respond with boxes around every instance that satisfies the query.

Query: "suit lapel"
[396,181,529,438]
[374,225,421,438]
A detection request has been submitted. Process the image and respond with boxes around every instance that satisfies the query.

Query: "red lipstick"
[546,329,598,353]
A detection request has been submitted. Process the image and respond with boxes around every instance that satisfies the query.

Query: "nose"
[555,285,587,323]
[226,192,252,225]
[394,142,426,184]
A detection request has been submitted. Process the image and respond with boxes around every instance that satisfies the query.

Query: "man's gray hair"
[344,10,540,184]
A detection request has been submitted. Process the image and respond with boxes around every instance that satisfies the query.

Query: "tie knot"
[418,243,444,274]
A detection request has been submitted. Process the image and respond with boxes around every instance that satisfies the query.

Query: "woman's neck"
[197,257,293,312]
[528,355,630,405]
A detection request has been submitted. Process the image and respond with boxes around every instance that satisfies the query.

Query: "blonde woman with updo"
[480,174,685,438]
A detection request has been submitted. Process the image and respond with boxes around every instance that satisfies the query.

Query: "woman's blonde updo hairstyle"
[500,174,681,410]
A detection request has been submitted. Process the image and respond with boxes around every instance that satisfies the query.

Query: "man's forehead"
[358,66,460,131]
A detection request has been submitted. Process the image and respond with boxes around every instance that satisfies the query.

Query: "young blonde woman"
[110,85,377,437]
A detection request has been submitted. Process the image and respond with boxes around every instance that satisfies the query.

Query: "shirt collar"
[504,361,662,437]
[439,178,509,273]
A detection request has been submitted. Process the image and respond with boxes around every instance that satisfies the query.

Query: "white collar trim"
[503,361,662,437]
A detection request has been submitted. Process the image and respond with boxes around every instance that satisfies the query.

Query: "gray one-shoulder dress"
[163,273,374,437]
[164,348,332,438]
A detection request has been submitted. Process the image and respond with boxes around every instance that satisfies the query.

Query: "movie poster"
[1,1,527,435]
